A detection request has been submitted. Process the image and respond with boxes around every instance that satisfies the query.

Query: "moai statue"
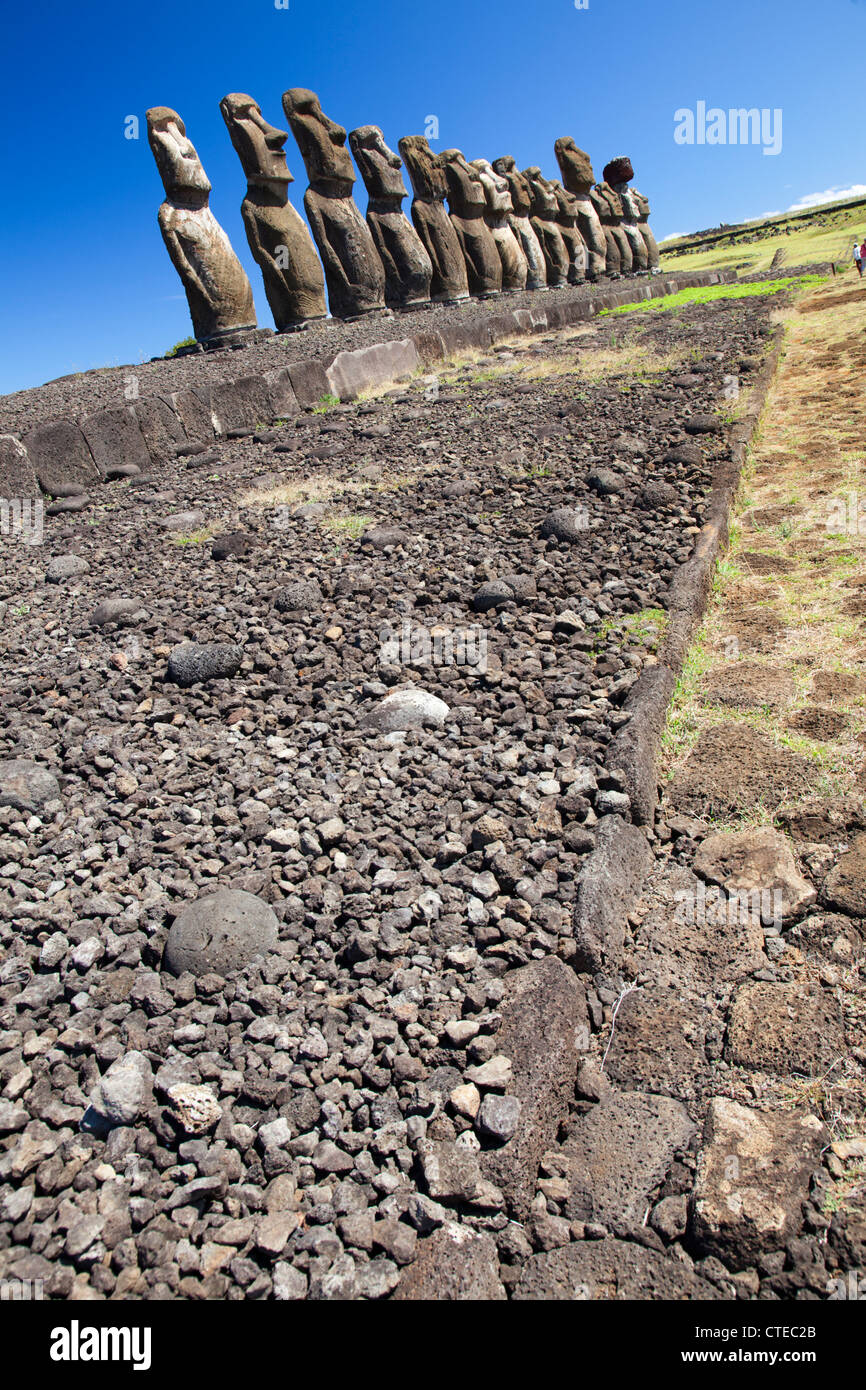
[491,157,548,290]
[146,107,256,345]
[348,125,433,310]
[219,93,327,330]
[282,88,385,318]
[593,181,633,276]
[552,181,588,285]
[553,138,608,281]
[440,149,502,297]
[603,157,660,271]
[398,137,469,303]
[469,159,528,292]
[522,167,569,289]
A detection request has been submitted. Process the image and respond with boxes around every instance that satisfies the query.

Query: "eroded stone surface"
[689,1099,826,1270]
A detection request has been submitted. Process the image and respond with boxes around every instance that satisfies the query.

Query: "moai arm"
[157,207,220,313]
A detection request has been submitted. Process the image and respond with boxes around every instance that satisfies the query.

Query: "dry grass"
[663,275,866,801]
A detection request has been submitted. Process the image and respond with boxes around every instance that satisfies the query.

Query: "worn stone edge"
[608,326,788,826]
[1,270,735,492]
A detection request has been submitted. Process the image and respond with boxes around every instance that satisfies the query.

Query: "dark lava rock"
[45,555,89,583]
[392,1225,505,1301]
[273,579,324,613]
[588,468,624,496]
[164,890,279,978]
[0,759,61,813]
[89,598,148,628]
[166,642,243,687]
[540,507,589,543]
[513,1238,719,1300]
[211,531,254,561]
[684,414,723,435]
[46,495,89,515]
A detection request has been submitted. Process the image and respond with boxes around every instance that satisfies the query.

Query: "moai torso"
[604,157,659,271]
[470,158,527,291]
[441,149,502,296]
[523,167,569,288]
[398,136,469,302]
[552,181,588,285]
[554,137,609,281]
[282,88,385,318]
[492,157,548,290]
[147,106,256,344]
[349,125,432,309]
[593,182,633,275]
[220,93,326,329]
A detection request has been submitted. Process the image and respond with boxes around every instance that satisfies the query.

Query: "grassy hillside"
[659,197,866,275]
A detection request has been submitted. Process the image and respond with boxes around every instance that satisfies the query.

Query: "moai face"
[552,181,578,224]
[554,137,596,196]
[281,88,355,192]
[441,149,487,218]
[348,125,408,202]
[398,136,447,201]
[470,159,513,216]
[492,156,533,216]
[147,107,211,201]
[523,167,558,218]
[220,93,293,191]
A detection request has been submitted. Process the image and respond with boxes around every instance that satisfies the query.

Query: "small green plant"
[322,513,372,539]
[165,336,196,357]
[171,528,214,547]
[313,393,341,414]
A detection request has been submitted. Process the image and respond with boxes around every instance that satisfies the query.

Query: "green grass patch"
[312,393,341,414]
[599,275,828,317]
[165,337,196,358]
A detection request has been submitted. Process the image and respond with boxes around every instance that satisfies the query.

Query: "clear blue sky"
[1,0,863,395]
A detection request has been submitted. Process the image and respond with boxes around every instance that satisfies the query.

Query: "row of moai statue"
[145,90,660,347]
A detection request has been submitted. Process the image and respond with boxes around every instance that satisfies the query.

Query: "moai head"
[440,149,487,218]
[398,136,447,201]
[603,156,635,188]
[281,88,355,193]
[523,167,559,219]
[492,156,533,216]
[554,137,596,196]
[220,93,293,192]
[146,107,211,203]
[633,190,651,219]
[470,158,514,216]
[348,125,408,202]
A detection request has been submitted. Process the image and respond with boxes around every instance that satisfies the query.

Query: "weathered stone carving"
[522,167,569,289]
[491,157,548,290]
[398,137,469,303]
[441,149,502,297]
[470,159,527,291]
[604,156,659,271]
[593,181,633,276]
[281,88,385,318]
[552,181,587,285]
[219,93,327,330]
[348,125,433,310]
[146,107,256,345]
[553,138,608,282]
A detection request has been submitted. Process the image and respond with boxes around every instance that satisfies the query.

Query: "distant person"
[860,239,866,277]
[856,241,864,277]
